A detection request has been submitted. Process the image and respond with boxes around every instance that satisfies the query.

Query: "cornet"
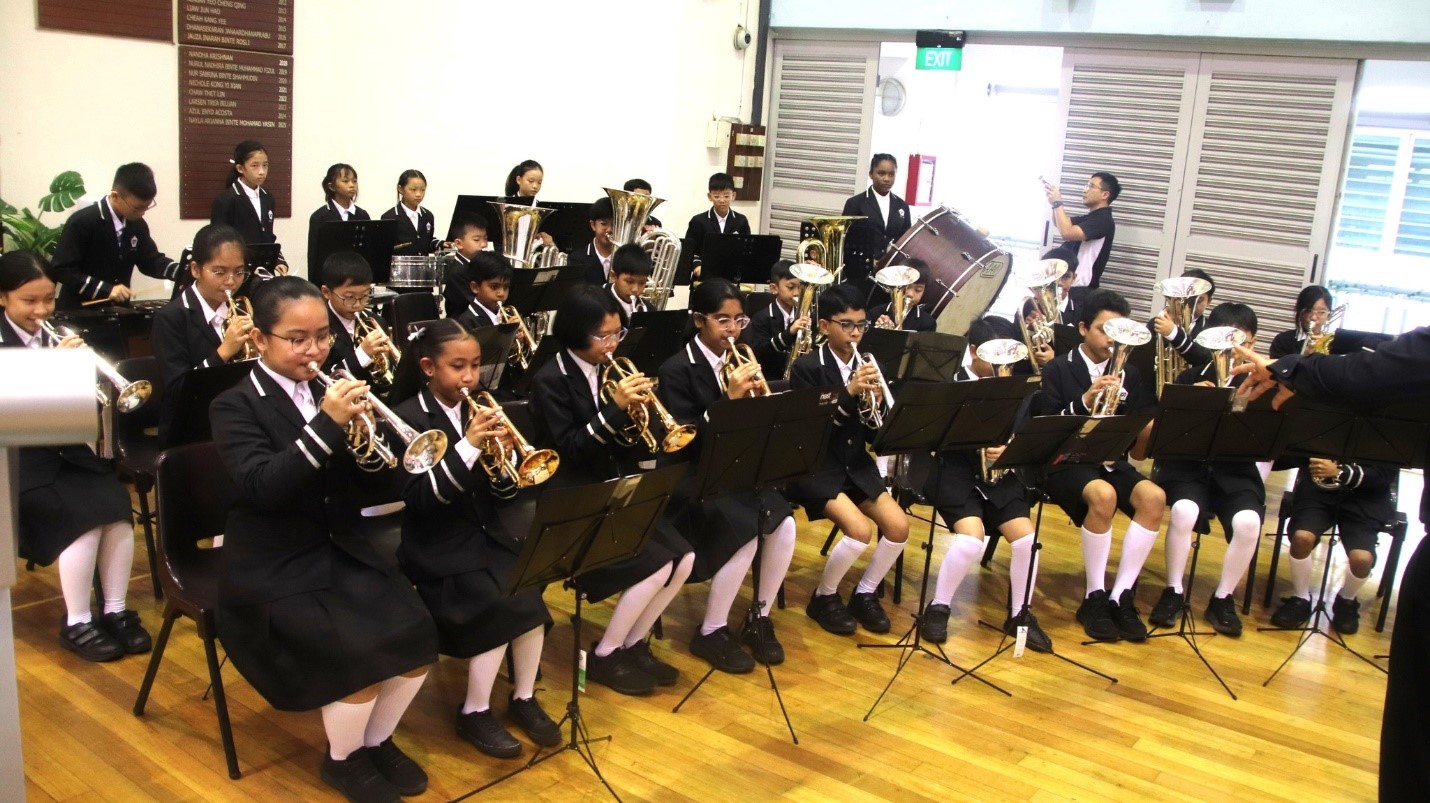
[460,388,559,487]
[500,304,537,370]
[849,343,894,429]
[354,309,399,385]
[721,337,771,397]
[39,320,152,413]
[1302,304,1346,356]
[224,290,257,360]
[599,355,696,453]
[782,263,833,380]
[308,363,448,473]
[1087,318,1151,417]
[974,339,1029,483]
[874,265,920,330]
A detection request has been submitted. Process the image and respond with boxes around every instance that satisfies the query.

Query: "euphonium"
[1013,259,1064,375]
[354,309,399,385]
[1154,276,1212,396]
[782,263,834,380]
[974,339,1029,483]
[308,363,448,473]
[874,265,920,329]
[1302,304,1346,356]
[460,388,559,487]
[599,355,696,453]
[795,215,864,283]
[721,337,771,397]
[604,188,683,311]
[224,289,257,360]
[489,201,555,268]
[1087,318,1151,417]
[39,320,152,413]
[500,304,537,370]
[1192,326,1247,389]
[849,342,894,429]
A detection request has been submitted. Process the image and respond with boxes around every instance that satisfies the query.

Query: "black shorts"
[1042,462,1148,528]
[1161,480,1264,541]
[1290,499,1383,557]
[938,494,1032,532]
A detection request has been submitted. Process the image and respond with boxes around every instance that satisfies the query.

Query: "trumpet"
[500,304,537,370]
[224,290,257,360]
[460,388,559,487]
[849,342,894,429]
[1013,259,1064,375]
[1087,318,1151,417]
[1154,276,1212,396]
[354,309,400,386]
[308,363,448,473]
[599,355,696,453]
[721,337,771,397]
[782,263,834,380]
[974,339,1029,483]
[39,320,152,413]
[874,265,920,330]
[1302,303,1346,355]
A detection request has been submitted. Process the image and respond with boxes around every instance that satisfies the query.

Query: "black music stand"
[456,466,686,803]
[169,361,254,447]
[506,266,586,318]
[243,243,283,277]
[699,233,783,284]
[469,322,520,394]
[312,220,398,287]
[671,387,839,744]
[618,313,687,378]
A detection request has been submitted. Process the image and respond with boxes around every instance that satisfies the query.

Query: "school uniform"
[210,182,286,264]
[1267,326,1387,360]
[1287,461,1397,557]
[923,367,1031,528]
[323,303,374,384]
[869,301,936,332]
[49,198,182,309]
[529,351,692,601]
[604,282,649,319]
[1150,313,1211,372]
[740,299,799,380]
[381,204,439,257]
[656,340,791,581]
[151,284,240,445]
[568,242,615,285]
[392,387,551,657]
[785,344,887,519]
[1,317,131,566]
[454,298,503,332]
[306,200,370,285]
[442,252,474,315]
[209,362,437,711]
[682,208,751,267]
[840,187,912,286]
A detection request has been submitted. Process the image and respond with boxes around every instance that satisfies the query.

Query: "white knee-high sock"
[1289,554,1314,599]
[363,672,426,747]
[1165,500,1199,594]
[625,552,693,648]
[1110,522,1160,599]
[1008,535,1038,614]
[509,627,544,700]
[323,698,377,759]
[57,528,101,625]
[1339,571,1369,601]
[856,537,907,594]
[757,518,797,615]
[1216,510,1262,598]
[97,520,133,614]
[931,534,984,607]
[597,568,666,656]
[817,536,868,597]
[701,538,757,635]
[462,646,506,714]
[1080,527,1112,595]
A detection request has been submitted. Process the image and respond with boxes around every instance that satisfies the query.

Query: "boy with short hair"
[607,243,653,318]
[442,214,489,315]
[623,178,661,230]
[569,197,617,285]
[319,251,395,382]
[454,252,514,331]
[870,259,935,332]
[740,259,811,379]
[683,173,751,269]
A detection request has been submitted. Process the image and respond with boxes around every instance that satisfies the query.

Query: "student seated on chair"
[442,214,490,316]
[1148,302,1263,638]
[1037,287,1165,643]
[870,259,936,333]
[740,259,810,379]
[920,319,1050,652]
[605,243,653,319]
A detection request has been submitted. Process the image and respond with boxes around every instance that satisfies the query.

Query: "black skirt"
[412,545,553,659]
[670,489,791,583]
[217,548,438,712]
[577,522,693,603]
[18,463,132,566]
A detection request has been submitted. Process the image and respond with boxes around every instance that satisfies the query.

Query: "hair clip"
[229,159,236,164]
[407,326,428,342]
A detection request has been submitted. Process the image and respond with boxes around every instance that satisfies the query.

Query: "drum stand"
[1144,530,1236,699]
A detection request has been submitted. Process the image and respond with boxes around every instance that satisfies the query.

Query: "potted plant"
[0,171,87,257]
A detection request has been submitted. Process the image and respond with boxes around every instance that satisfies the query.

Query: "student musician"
[682,173,750,270]
[306,163,370,285]
[606,243,653,319]
[657,279,799,670]
[741,259,810,379]
[503,160,554,249]
[1149,268,1216,370]
[388,320,560,758]
[529,287,695,695]
[919,320,1050,651]
[150,224,257,445]
[840,154,912,290]
[318,251,396,385]
[790,285,912,636]
[0,250,152,663]
[1148,302,1264,637]
[1265,285,1385,359]
[453,252,512,332]
[442,214,490,316]
[210,140,289,275]
[623,178,662,230]
[568,197,617,285]
[870,259,935,332]
[381,169,439,257]
[50,162,182,308]
[209,277,436,801]
[1038,288,1166,642]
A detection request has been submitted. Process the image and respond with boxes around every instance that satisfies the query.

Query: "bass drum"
[884,205,1011,336]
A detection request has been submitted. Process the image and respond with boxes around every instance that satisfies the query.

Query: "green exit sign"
[916,47,962,71]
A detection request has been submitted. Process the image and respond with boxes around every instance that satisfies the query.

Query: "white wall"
[0,0,761,296]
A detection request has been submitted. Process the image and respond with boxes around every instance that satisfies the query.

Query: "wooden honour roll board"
[178,46,293,220]
[37,0,172,42]
[179,0,293,55]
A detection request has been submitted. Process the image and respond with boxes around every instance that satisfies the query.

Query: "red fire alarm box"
[905,154,936,205]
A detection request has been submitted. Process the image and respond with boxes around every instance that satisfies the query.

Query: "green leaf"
[38,171,86,214]
[0,197,16,216]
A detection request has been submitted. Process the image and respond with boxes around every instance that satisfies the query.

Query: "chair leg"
[651,615,664,641]
[133,608,178,716]
[820,525,840,556]
[201,622,241,779]
[1240,531,1261,615]
[1263,528,1286,609]
[137,488,162,600]
[980,532,1002,568]
[92,569,103,611]
[1377,517,1409,633]
[776,584,785,610]
[891,545,904,605]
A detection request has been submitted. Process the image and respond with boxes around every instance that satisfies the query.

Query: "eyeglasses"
[333,289,373,305]
[590,328,629,346]
[113,192,157,213]
[701,314,750,330]
[205,267,248,282]
[829,319,872,333]
[267,331,336,351]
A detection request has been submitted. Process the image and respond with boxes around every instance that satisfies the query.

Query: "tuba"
[599,355,697,453]
[1013,259,1064,375]
[849,342,894,429]
[721,337,771,397]
[308,363,448,473]
[1088,318,1151,417]
[974,339,1029,483]
[782,263,834,380]
[1154,276,1212,396]
[489,201,555,268]
[354,309,400,386]
[460,388,559,487]
[1302,304,1346,356]
[795,215,864,284]
[500,304,537,370]
[605,188,683,311]
[874,265,920,330]
[224,290,258,360]
[40,320,152,413]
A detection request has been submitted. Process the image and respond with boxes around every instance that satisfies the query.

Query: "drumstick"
[82,298,114,307]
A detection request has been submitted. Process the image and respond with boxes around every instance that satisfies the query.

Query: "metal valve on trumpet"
[460,388,559,487]
[721,337,771,397]
[307,362,448,473]
[599,355,696,453]
[40,320,152,413]
[849,343,894,429]
[354,309,400,386]
[225,290,258,361]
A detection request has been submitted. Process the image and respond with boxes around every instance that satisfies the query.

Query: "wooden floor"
[14,468,1418,802]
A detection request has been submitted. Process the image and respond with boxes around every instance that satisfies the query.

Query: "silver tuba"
[1013,258,1064,375]
[1154,276,1212,396]
[1302,303,1347,356]
[604,188,683,310]
[974,338,1029,483]
[489,201,555,269]
[1194,325,1248,412]
[1088,318,1151,417]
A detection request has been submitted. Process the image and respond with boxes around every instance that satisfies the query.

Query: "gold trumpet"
[354,309,399,385]
[1088,318,1151,417]
[308,363,448,473]
[500,304,537,370]
[460,388,559,487]
[782,263,834,380]
[721,337,771,397]
[39,320,152,413]
[974,338,1029,483]
[1303,304,1346,355]
[849,342,894,428]
[225,290,257,360]
[599,355,696,453]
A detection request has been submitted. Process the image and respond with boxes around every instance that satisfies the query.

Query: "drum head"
[885,205,1011,337]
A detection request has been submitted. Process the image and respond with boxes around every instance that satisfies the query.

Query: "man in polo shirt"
[1045,171,1120,289]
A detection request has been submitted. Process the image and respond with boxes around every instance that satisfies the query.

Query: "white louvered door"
[762,39,879,259]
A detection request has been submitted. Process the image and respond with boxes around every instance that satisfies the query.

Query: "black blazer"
[1037,346,1154,417]
[454,299,503,332]
[869,301,936,332]
[740,299,798,379]
[381,204,438,256]
[1146,314,1211,371]
[151,285,232,444]
[529,351,644,484]
[323,305,372,383]
[682,208,751,265]
[210,366,395,605]
[210,183,286,265]
[604,282,650,317]
[306,200,371,282]
[840,188,912,284]
[50,200,181,308]
[787,344,879,480]
[443,252,474,314]
[393,388,517,583]
[568,242,612,285]
[653,341,733,505]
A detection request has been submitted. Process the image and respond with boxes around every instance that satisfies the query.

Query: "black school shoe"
[1076,590,1119,642]
[99,609,152,654]
[1270,595,1313,629]
[1003,612,1053,653]
[741,615,785,666]
[59,620,124,662]
[1112,589,1149,642]
[625,639,680,685]
[507,694,562,747]
[847,591,891,634]
[806,592,858,635]
[1148,586,1183,630]
[321,748,401,803]
[586,644,656,696]
[1203,595,1244,637]
[365,738,427,796]
[455,709,522,759]
[689,626,756,674]
[1331,595,1361,635]
[920,604,951,644]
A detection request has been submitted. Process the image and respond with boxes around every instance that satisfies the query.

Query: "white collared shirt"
[715,211,729,233]
[256,358,317,420]
[872,189,891,228]
[610,286,635,319]
[402,203,421,231]
[775,299,795,329]
[830,347,855,385]
[240,181,263,223]
[469,300,502,327]
[104,197,126,245]
[5,313,41,347]
[1077,344,1110,379]
[567,350,602,403]
[194,288,228,340]
[694,336,726,388]
[334,200,358,221]
[330,302,373,367]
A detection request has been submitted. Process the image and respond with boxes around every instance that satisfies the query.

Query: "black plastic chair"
[114,355,164,599]
[132,441,241,779]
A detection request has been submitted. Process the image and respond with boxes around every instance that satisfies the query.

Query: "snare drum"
[388,255,444,289]
[885,205,1011,337]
